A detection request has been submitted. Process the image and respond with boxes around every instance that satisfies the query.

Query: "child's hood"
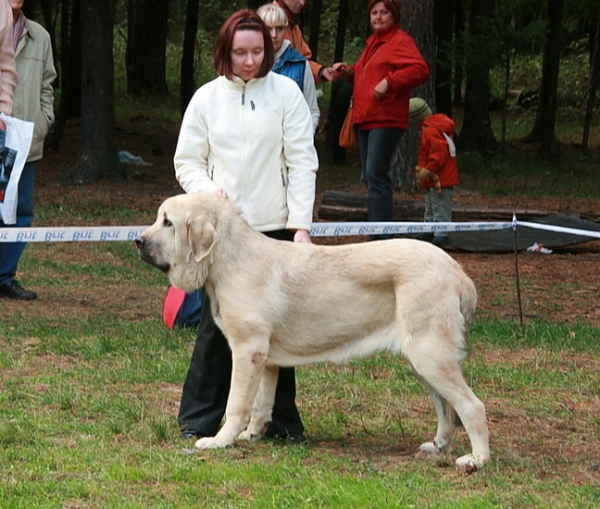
[423,114,456,136]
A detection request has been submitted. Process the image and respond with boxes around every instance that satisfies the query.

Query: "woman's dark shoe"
[265,426,308,444]
[180,430,206,439]
[0,280,37,300]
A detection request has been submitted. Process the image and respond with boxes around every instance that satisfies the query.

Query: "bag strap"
[362,45,383,73]
[361,36,389,74]
[351,42,386,104]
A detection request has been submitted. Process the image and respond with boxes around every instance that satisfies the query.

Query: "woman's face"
[231,29,265,82]
[370,1,395,34]
[267,25,286,53]
[8,0,24,13]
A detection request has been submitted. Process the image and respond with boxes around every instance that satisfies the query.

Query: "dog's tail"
[459,273,478,335]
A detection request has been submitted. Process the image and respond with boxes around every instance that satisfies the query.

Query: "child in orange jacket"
[409,98,458,247]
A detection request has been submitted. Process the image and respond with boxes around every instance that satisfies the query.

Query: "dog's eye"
[163,218,173,227]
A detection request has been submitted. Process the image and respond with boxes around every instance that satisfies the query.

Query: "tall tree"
[390,0,436,192]
[39,0,58,84]
[126,0,169,96]
[458,0,498,155]
[180,0,200,116]
[524,0,564,157]
[49,0,81,150]
[581,12,600,156]
[334,0,350,62]
[452,0,465,105]
[434,0,454,117]
[61,0,124,183]
[308,0,323,60]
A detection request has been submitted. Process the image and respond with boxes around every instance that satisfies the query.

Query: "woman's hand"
[332,62,353,77]
[319,66,339,82]
[374,78,389,101]
[293,229,312,244]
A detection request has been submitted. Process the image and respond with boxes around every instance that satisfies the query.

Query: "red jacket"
[417,114,459,188]
[349,25,429,130]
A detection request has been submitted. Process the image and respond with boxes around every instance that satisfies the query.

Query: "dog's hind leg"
[416,377,460,456]
[407,343,490,472]
[195,342,269,450]
[238,365,278,442]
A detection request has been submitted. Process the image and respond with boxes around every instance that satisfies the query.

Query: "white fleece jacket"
[174,72,318,232]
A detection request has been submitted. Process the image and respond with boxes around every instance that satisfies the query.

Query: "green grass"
[2,113,600,505]
[1,238,599,507]
[1,316,598,507]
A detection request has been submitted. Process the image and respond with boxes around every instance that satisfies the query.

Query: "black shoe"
[265,427,308,444]
[180,430,205,439]
[286,432,308,444]
[0,280,37,300]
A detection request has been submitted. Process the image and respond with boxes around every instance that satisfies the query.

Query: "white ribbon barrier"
[0,226,148,243]
[1,219,599,242]
[309,221,512,237]
[513,220,600,239]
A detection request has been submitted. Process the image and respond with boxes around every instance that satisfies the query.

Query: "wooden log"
[318,190,559,222]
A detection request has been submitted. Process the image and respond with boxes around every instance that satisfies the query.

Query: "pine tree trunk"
[581,13,600,155]
[61,0,124,184]
[180,0,200,116]
[49,0,81,150]
[308,0,323,60]
[126,0,169,96]
[434,0,454,116]
[458,0,498,156]
[390,0,435,193]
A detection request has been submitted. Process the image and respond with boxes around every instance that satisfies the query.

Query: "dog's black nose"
[135,236,144,249]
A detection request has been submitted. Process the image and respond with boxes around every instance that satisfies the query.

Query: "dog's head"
[135,193,223,291]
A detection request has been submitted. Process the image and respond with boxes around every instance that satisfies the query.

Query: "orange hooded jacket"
[417,113,459,189]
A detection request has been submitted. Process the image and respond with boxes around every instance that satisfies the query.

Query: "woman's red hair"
[367,0,401,23]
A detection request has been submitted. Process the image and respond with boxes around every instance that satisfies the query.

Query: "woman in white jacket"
[174,9,318,445]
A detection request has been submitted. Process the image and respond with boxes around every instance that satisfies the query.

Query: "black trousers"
[177,229,304,437]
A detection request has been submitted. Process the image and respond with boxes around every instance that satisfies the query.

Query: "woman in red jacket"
[333,0,429,233]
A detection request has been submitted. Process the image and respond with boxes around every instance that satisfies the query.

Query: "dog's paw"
[455,454,485,474]
[194,437,228,450]
[237,429,262,442]
[418,441,443,454]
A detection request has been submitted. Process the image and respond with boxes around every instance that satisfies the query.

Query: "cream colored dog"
[136,193,490,472]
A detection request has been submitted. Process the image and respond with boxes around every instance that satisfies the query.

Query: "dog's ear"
[187,218,218,263]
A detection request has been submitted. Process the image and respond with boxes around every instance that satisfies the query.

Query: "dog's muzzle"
[135,236,170,273]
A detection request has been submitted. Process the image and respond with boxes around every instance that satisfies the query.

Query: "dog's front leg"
[239,365,279,441]
[195,343,268,450]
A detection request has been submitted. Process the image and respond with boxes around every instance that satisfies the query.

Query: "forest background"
[1,2,599,505]
[17,0,600,188]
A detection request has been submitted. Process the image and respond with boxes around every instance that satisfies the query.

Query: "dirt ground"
[34,117,600,328]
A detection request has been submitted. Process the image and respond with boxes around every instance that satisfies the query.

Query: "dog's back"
[256,237,477,367]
